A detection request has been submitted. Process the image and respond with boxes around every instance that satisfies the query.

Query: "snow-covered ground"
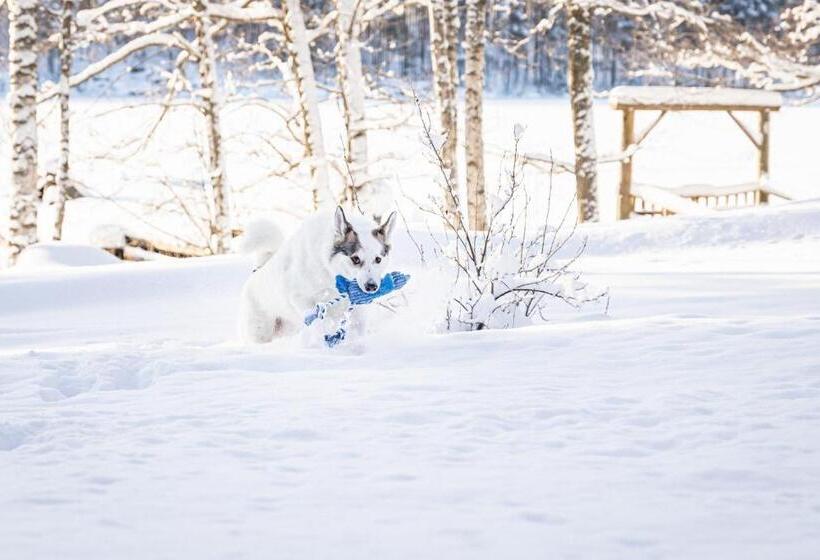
[2,200,820,559]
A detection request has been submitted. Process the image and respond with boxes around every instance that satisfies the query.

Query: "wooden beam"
[609,86,783,113]
[633,110,667,148]
[618,109,634,220]
[758,110,770,204]
[123,235,211,258]
[611,103,780,112]
[727,111,761,150]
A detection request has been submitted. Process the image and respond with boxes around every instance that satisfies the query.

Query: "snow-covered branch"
[38,32,193,103]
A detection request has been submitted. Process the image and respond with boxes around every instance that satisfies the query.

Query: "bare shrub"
[412,98,608,331]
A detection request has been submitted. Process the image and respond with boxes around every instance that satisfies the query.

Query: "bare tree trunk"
[523,0,536,91]
[444,0,459,101]
[281,0,332,210]
[6,0,39,264]
[336,0,369,207]
[51,0,75,241]
[428,0,459,217]
[464,0,486,231]
[566,1,599,223]
[193,2,231,254]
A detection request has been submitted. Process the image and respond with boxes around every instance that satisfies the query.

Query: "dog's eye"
[375,256,382,264]
[351,256,361,265]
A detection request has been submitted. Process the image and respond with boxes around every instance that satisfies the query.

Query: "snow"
[205,2,279,22]
[14,243,119,269]
[2,201,820,558]
[579,198,820,254]
[630,183,715,215]
[610,86,784,109]
[75,0,144,28]
[670,181,792,199]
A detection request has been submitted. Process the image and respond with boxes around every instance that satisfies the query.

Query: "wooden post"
[758,109,770,204]
[618,109,634,220]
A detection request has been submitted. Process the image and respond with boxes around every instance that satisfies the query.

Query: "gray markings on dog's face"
[332,229,361,258]
[371,211,397,256]
[371,227,390,256]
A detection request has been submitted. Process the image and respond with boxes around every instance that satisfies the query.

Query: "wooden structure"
[609,86,787,219]
[93,226,243,261]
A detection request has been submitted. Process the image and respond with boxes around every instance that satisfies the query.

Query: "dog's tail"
[237,218,284,269]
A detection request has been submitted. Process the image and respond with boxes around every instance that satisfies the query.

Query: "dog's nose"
[364,281,378,293]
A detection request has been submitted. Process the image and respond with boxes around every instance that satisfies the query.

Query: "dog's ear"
[374,211,397,242]
[381,211,397,239]
[334,206,352,238]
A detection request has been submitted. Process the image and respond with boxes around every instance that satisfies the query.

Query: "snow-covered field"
[3,199,820,558]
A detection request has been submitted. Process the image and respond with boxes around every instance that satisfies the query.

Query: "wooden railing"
[629,182,791,218]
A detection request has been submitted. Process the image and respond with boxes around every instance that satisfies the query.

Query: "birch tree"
[6,0,39,264]
[464,0,487,230]
[428,0,460,217]
[336,0,370,206]
[445,0,459,100]
[50,0,75,240]
[281,0,333,209]
[566,0,598,223]
[193,0,231,253]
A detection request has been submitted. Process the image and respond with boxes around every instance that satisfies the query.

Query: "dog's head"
[331,206,397,293]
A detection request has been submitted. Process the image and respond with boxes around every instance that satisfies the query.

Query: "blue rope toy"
[304,271,410,348]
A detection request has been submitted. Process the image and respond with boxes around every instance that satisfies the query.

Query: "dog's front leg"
[346,306,369,340]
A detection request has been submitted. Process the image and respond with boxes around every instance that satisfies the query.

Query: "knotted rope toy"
[304,271,410,347]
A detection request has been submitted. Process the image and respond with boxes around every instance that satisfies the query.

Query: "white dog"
[238,206,397,343]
